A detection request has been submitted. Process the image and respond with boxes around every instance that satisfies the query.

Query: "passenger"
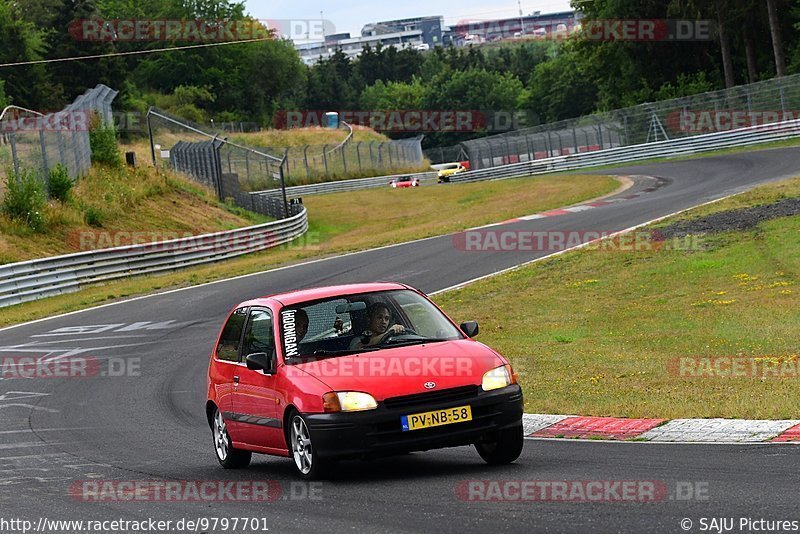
[350,302,405,349]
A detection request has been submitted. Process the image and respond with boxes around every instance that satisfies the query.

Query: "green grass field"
[0,173,619,327]
[434,177,800,419]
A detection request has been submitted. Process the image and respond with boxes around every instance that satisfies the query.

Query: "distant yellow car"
[437,163,467,183]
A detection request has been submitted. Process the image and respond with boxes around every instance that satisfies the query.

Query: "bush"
[2,169,46,231]
[83,205,104,227]
[89,117,122,167]
[48,164,73,202]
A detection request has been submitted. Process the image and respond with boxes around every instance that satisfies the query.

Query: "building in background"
[294,11,576,65]
[448,11,578,45]
[362,16,444,49]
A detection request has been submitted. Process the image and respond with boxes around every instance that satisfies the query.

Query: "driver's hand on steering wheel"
[388,324,405,335]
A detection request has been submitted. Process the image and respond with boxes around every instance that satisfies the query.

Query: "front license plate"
[401,405,472,432]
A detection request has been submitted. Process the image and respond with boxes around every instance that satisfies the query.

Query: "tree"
[0,79,9,108]
[0,1,59,108]
[524,43,598,122]
[304,50,357,110]
[46,0,126,102]
[765,0,786,75]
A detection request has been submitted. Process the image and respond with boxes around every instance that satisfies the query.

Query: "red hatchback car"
[389,175,420,188]
[206,282,524,479]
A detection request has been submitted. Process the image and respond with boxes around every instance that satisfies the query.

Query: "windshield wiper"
[288,347,380,361]
[382,337,448,346]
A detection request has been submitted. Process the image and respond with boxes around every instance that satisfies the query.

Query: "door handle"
[233,376,239,383]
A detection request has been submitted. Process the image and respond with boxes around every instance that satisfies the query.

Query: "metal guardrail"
[449,118,800,183]
[5,113,796,308]
[0,208,308,308]
[251,171,438,198]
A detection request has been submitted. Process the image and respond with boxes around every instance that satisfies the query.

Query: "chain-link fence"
[423,145,469,165]
[0,85,117,188]
[261,131,426,186]
[462,73,800,170]
[147,107,297,220]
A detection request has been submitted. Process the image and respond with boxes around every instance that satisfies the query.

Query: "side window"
[216,307,247,362]
[242,309,274,357]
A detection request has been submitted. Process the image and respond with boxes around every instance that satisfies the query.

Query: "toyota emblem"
[424,381,436,389]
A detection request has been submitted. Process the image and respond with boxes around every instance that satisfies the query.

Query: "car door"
[211,307,248,441]
[232,307,283,448]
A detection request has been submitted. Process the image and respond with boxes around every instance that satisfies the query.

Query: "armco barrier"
[251,171,437,198]
[449,118,800,183]
[0,208,308,308]
[253,116,800,196]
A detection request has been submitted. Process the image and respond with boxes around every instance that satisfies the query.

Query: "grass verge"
[0,173,619,328]
[0,165,271,264]
[433,176,800,420]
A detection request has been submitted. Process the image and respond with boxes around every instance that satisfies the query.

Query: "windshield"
[279,289,463,360]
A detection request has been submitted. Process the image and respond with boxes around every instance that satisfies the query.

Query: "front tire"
[475,424,524,465]
[212,407,251,469]
[288,412,333,480]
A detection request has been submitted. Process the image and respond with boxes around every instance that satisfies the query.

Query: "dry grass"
[0,165,270,264]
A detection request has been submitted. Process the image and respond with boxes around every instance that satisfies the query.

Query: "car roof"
[239,282,410,308]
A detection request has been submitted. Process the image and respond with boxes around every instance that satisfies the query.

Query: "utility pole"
[518,0,524,35]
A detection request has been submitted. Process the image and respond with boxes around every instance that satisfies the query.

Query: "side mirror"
[460,321,479,338]
[246,352,275,374]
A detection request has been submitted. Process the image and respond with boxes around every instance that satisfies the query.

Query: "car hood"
[293,339,504,401]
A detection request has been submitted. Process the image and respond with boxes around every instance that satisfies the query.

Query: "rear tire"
[475,424,524,465]
[212,407,252,469]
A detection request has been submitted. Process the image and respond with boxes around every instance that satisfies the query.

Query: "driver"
[350,302,405,349]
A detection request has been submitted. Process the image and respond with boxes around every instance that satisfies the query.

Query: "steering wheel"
[379,327,418,344]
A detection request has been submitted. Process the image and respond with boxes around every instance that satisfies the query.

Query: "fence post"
[147,109,157,166]
[9,132,20,181]
[596,120,604,149]
[57,131,67,172]
[356,142,362,172]
[279,159,290,219]
[387,142,393,167]
[369,141,376,167]
[284,147,290,179]
[525,134,532,161]
[211,136,224,200]
[322,144,329,177]
[303,145,310,179]
[341,144,347,174]
[39,130,50,192]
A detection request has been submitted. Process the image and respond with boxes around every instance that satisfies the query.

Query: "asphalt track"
[2,146,800,533]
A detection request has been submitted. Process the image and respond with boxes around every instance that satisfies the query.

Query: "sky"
[244,0,573,41]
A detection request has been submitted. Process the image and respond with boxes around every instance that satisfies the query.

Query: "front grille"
[382,385,480,410]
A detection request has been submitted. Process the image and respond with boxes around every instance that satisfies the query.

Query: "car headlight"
[322,391,378,412]
[481,364,517,391]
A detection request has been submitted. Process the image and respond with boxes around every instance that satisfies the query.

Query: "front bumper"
[304,384,523,459]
